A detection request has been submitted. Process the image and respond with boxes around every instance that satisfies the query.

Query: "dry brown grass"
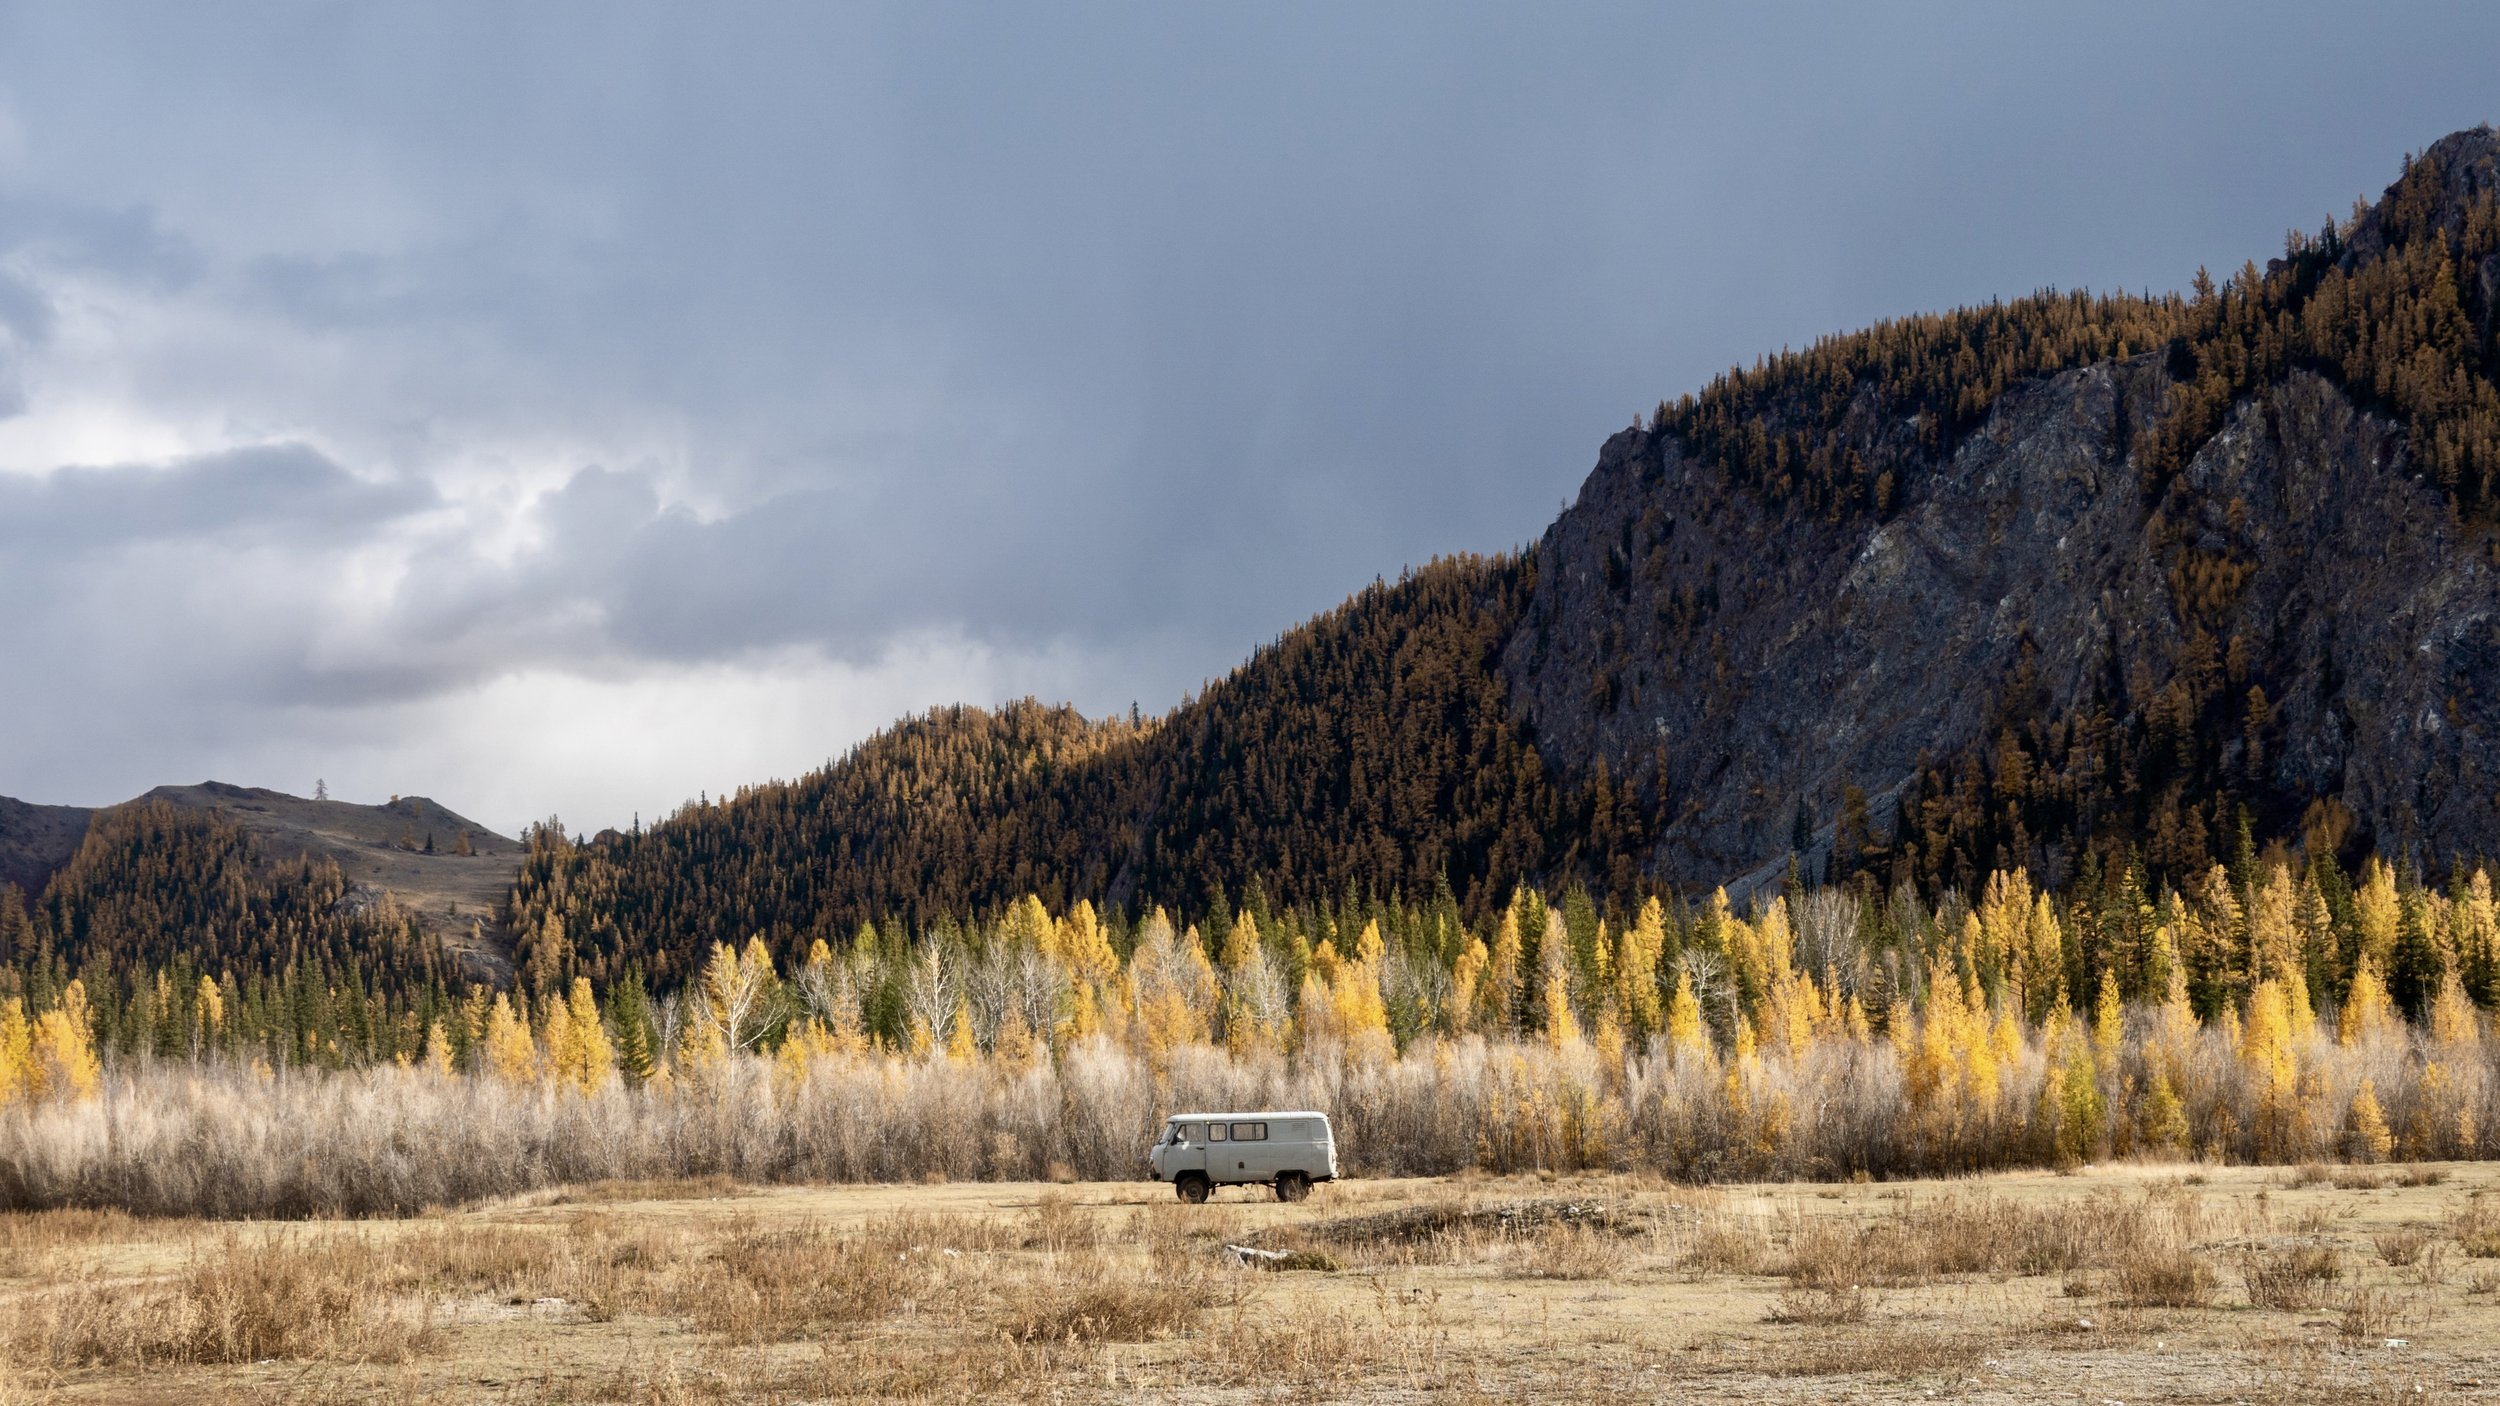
[2109,1242,2217,1307]
[2336,1286,2418,1343]
[1767,1281,1875,1324]
[2239,1244,2345,1309]
[5,1232,439,1368]
[2373,1227,2432,1265]
[543,1174,751,1206]
[1501,1220,1638,1280]
[2452,1197,2500,1257]
[1000,1273,1224,1344]
[1755,1325,1985,1377]
[3,1166,2497,1403]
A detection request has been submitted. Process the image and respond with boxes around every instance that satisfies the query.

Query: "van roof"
[1164,1111,1329,1121]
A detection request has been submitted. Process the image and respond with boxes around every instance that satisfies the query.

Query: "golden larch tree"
[483,993,539,1085]
[2339,956,2396,1046]
[31,981,101,1103]
[0,997,29,1108]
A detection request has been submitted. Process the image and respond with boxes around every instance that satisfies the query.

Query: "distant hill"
[0,795,92,897]
[0,783,519,980]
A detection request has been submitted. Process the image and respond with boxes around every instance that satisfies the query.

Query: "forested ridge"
[503,555,1581,992]
[6,129,2500,1015]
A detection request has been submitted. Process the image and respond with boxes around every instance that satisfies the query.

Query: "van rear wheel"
[1175,1173,1211,1204]
[1274,1172,1311,1203]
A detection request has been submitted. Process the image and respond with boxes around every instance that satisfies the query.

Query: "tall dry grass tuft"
[2240,1245,2345,1309]
[5,1232,437,1367]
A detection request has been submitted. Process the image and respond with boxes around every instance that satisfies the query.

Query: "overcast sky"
[0,3,2493,836]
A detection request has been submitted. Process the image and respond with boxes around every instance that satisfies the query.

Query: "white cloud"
[32,636,1133,840]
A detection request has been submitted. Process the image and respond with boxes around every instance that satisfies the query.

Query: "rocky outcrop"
[1508,350,2500,887]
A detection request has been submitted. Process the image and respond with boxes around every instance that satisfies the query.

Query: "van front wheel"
[1275,1172,1311,1203]
[1175,1173,1211,1204]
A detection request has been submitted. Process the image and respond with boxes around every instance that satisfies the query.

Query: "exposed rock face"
[1507,352,2500,887]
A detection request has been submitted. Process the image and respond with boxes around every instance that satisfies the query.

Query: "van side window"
[1180,1124,1201,1143]
[1230,1122,1268,1142]
[1207,1123,1228,1142]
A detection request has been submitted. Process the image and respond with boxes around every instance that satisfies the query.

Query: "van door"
[1227,1120,1275,1180]
[1166,1123,1209,1181]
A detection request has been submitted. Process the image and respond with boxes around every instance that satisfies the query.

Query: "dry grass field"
[6,1164,2500,1404]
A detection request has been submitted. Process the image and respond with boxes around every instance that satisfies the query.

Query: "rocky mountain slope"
[1515,126,2500,895]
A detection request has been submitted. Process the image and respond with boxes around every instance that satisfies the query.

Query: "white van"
[1147,1111,1338,1203]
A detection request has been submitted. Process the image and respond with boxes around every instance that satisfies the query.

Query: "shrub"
[2238,1246,2343,1309]
[2110,1246,2216,1308]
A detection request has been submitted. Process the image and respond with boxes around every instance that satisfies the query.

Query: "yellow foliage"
[1615,897,1666,1037]
[1593,1007,1625,1074]
[1765,969,1826,1060]
[2140,1066,2188,1152]
[945,995,978,1064]
[2430,962,2480,1048]
[1065,981,1104,1042]
[1480,901,1523,1033]
[1056,899,1119,985]
[1665,969,1711,1065]
[0,997,30,1108]
[2347,1077,2393,1163]
[1218,908,1260,972]
[31,981,101,1103]
[1331,963,1389,1042]
[1305,937,1392,1062]
[2339,956,2396,1046]
[2355,859,2401,969]
[1540,972,1581,1050]
[1003,894,1054,953]
[548,977,615,1094]
[422,1020,455,1078]
[1449,936,1489,1034]
[482,993,538,1085]
[1131,914,1217,1057]
[1987,1008,2023,1084]
[2286,968,2318,1046]
[2241,979,2302,1158]
[772,1026,814,1091]
[992,1005,1039,1072]
[2053,1035,2106,1166]
[194,975,224,1047]
[1906,970,1972,1123]
[2090,972,2124,1076]
[2249,864,2299,982]
[1309,937,1344,989]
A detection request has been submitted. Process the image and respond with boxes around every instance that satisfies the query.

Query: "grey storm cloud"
[0,444,433,551]
[0,1,2495,829]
